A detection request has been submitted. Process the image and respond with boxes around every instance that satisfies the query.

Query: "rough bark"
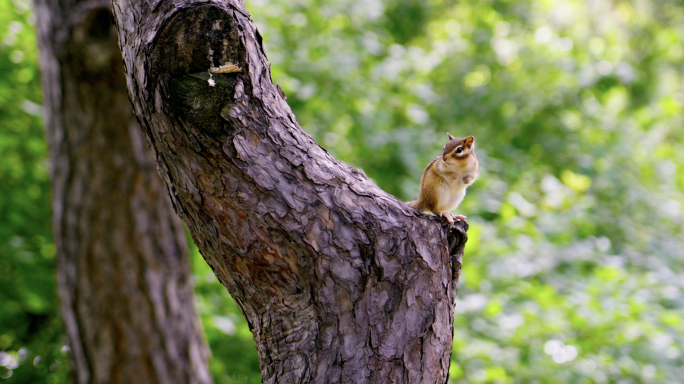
[111,1,468,383]
[34,1,212,383]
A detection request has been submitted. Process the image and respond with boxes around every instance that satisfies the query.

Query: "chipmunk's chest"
[441,170,466,190]
[435,179,466,212]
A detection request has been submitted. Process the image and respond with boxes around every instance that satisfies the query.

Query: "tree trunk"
[34,1,212,383]
[111,1,467,383]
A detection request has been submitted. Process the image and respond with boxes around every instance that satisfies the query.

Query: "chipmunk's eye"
[456,147,463,154]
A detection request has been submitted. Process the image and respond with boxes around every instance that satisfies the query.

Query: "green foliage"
[2,0,684,383]
[0,0,69,382]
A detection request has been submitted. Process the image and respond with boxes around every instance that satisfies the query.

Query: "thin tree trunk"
[34,1,212,383]
[111,1,467,383]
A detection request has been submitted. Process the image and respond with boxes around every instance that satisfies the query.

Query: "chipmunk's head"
[443,133,479,181]
[443,133,476,162]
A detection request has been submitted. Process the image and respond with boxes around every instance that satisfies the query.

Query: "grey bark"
[111,1,468,383]
[34,1,212,383]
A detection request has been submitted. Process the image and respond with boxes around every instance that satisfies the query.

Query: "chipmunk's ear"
[464,136,475,148]
[447,133,456,141]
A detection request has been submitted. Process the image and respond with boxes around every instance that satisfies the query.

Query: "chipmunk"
[411,133,479,223]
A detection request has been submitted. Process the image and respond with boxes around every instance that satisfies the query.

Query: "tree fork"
[112,1,468,383]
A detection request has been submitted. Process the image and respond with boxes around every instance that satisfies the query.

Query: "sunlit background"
[1,0,683,383]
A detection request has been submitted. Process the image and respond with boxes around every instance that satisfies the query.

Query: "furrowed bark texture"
[112,1,468,383]
[34,1,212,383]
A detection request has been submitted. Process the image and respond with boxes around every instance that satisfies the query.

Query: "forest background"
[1,0,683,383]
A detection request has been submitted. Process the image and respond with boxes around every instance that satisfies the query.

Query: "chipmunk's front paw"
[453,214,467,221]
